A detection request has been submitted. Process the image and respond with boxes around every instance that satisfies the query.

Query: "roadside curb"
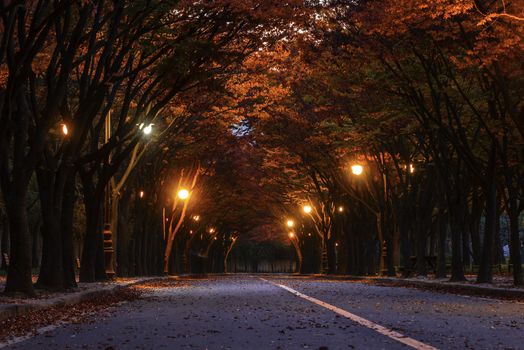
[0,277,159,322]
[375,277,524,299]
[304,274,524,300]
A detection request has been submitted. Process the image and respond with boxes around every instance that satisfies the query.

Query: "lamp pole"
[103,111,116,278]
[351,163,387,276]
[288,231,303,274]
[302,204,329,274]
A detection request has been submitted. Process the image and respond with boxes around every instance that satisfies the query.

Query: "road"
[4,275,524,349]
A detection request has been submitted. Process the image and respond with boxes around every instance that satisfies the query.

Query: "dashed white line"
[261,278,438,350]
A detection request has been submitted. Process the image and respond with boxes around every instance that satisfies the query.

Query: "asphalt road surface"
[5,275,524,349]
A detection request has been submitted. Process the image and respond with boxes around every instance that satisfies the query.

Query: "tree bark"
[507,192,523,285]
[61,174,78,289]
[35,168,64,290]
[1,213,9,270]
[4,186,35,296]
[477,145,497,284]
[436,210,448,278]
[449,198,466,282]
[80,194,106,282]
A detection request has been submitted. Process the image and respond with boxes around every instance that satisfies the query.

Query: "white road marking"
[260,278,438,350]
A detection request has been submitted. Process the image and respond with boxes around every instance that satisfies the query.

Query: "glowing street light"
[139,190,145,199]
[338,206,344,212]
[208,227,215,234]
[286,219,295,228]
[192,215,200,221]
[288,232,295,239]
[177,189,189,200]
[62,124,69,136]
[142,124,153,135]
[138,123,154,135]
[303,205,312,214]
[351,164,364,176]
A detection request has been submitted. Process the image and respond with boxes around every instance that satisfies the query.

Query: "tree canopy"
[0,0,523,295]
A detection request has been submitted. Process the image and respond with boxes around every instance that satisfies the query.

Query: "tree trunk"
[436,210,447,278]
[80,195,106,282]
[4,187,35,296]
[384,235,396,276]
[320,235,328,274]
[501,132,523,286]
[35,168,64,290]
[462,227,471,270]
[508,200,523,285]
[1,213,9,270]
[469,189,483,265]
[415,225,427,276]
[116,191,132,276]
[61,174,78,289]
[326,236,337,274]
[449,200,466,282]
[399,212,412,277]
[493,208,504,265]
[477,145,497,284]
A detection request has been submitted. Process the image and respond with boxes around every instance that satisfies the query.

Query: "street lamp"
[177,189,189,200]
[138,123,153,135]
[208,227,215,234]
[288,231,302,273]
[61,124,69,136]
[303,205,312,214]
[338,206,344,212]
[351,164,364,176]
[286,219,295,228]
[142,124,153,135]
[139,190,145,199]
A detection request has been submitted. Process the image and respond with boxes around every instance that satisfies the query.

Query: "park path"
[4,275,524,349]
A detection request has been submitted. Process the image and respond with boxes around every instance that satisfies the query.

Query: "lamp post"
[288,230,302,274]
[302,203,326,274]
[163,185,190,274]
[104,118,154,278]
[350,162,388,276]
[103,113,116,278]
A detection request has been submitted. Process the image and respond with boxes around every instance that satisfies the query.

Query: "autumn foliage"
[0,0,523,296]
